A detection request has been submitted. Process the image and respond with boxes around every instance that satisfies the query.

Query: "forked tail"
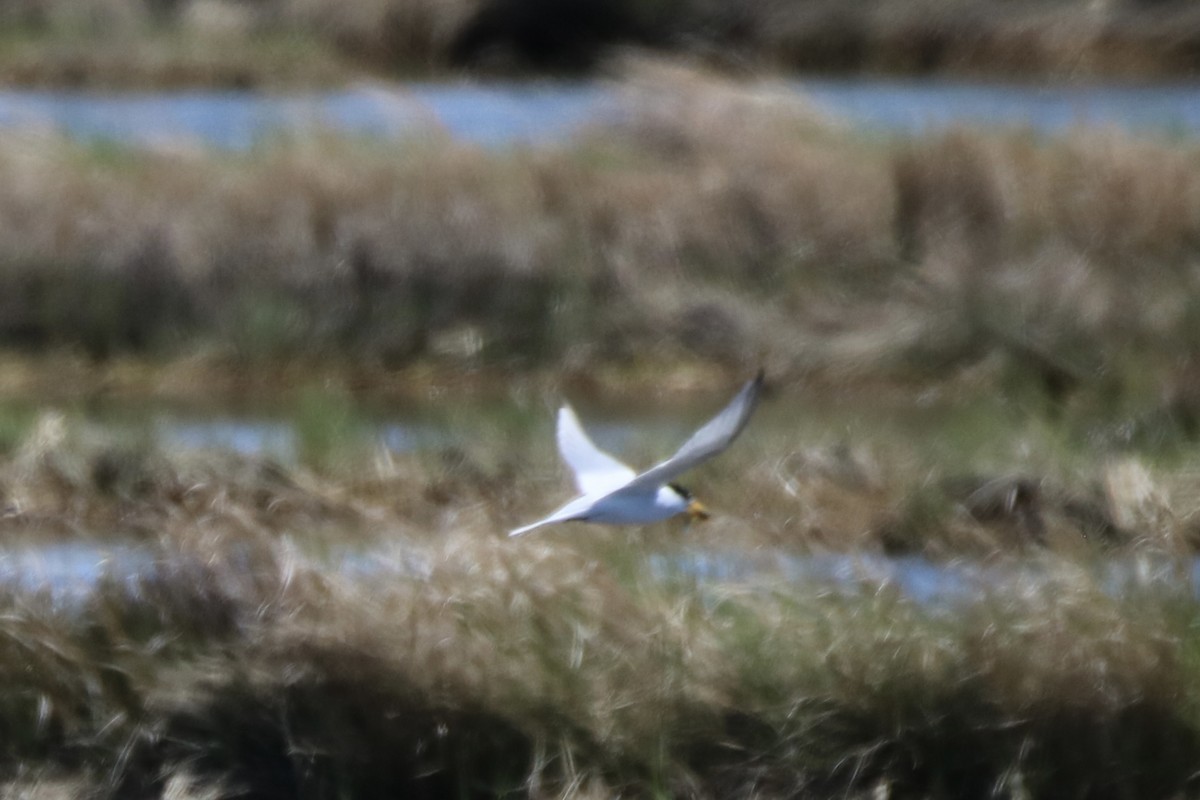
[508,519,552,537]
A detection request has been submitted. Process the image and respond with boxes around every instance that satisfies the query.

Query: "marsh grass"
[0,526,1194,797]
[1,0,1199,85]
[5,67,1200,430]
[0,391,1198,794]
[291,385,372,470]
[0,25,352,88]
[0,402,37,455]
[4,384,1200,559]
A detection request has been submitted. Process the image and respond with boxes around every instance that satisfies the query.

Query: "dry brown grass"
[4,393,1200,560]
[0,516,1190,797]
[3,67,1200,424]
[0,0,477,87]
[0,387,1196,795]
[715,0,1200,79]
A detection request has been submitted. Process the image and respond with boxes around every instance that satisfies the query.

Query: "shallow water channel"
[0,78,1197,148]
[5,540,1198,612]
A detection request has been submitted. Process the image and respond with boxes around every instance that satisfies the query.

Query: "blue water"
[0,79,1197,148]
[9,542,1198,611]
[0,543,156,605]
[0,83,605,148]
[159,418,296,457]
[154,416,450,459]
[650,551,984,605]
[795,78,1200,137]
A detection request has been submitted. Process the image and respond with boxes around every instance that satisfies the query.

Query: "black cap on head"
[668,482,692,500]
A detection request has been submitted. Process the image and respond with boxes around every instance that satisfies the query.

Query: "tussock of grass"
[0,410,367,544]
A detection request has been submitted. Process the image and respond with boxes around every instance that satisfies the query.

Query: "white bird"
[509,371,764,537]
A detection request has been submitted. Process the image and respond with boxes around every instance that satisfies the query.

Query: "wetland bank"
[2,384,1200,799]
[3,10,1200,797]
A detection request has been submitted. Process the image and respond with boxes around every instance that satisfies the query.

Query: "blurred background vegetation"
[1,0,1200,85]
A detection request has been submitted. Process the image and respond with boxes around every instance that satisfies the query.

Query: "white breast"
[581,485,689,525]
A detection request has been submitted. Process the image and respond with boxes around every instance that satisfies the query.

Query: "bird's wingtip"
[744,368,765,397]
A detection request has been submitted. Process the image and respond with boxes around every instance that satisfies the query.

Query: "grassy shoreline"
[0,374,1198,794]
[6,53,1200,560]
[2,380,1198,557]
[0,526,1195,797]
[1,68,1199,422]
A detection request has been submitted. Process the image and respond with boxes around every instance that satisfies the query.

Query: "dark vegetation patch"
[3,0,1200,84]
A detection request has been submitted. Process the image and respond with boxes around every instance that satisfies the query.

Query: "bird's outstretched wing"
[509,371,764,536]
[622,370,764,492]
[509,493,596,537]
[556,404,637,496]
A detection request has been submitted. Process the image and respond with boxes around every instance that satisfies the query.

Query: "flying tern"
[509,371,764,536]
